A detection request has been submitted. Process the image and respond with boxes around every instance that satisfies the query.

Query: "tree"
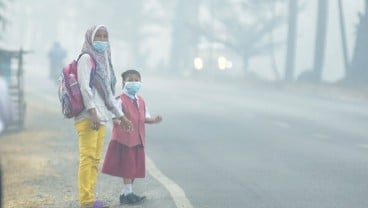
[195,0,285,77]
[337,0,349,75]
[268,2,283,80]
[139,0,175,71]
[284,0,298,81]
[346,0,368,85]
[311,0,328,82]
[0,0,9,39]
[168,0,200,75]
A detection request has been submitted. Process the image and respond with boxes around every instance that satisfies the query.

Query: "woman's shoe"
[81,200,109,208]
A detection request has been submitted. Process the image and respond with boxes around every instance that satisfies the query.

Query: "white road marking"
[146,156,194,208]
[105,126,193,208]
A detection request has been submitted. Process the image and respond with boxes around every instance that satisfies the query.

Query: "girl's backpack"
[58,53,95,118]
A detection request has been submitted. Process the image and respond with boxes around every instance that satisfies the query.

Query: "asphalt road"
[1,68,368,208]
[142,75,368,208]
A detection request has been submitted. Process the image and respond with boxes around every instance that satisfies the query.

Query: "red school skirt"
[102,140,145,178]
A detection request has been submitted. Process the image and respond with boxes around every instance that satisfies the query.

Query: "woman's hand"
[112,118,121,125]
[88,108,100,130]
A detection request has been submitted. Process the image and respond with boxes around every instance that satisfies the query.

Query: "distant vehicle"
[193,42,233,71]
[192,41,241,78]
[0,48,29,131]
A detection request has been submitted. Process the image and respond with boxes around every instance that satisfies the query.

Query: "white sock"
[122,184,133,195]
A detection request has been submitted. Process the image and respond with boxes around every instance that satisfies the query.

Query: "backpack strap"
[77,53,95,69]
[77,52,96,88]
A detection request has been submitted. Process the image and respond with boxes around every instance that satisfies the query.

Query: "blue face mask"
[92,41,108,53]
[124,81,141,95]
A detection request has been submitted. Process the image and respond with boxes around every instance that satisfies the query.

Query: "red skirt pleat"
[102,140,145,178]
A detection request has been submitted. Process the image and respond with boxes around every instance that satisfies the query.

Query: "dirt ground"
[0,97,175,208]
[1,101,64,207]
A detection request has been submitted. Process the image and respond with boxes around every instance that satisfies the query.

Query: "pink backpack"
[58,53,95,118]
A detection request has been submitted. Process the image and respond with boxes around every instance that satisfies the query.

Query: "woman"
[75,25,131,208]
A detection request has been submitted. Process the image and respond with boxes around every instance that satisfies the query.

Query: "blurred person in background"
[47,41,67,83]
[0,71,13,135]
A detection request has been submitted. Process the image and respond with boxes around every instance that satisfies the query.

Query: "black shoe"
[120,193,146,204]
[131,193,146,202]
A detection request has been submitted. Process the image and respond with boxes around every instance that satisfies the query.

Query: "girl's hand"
[119,116,133,132]
[154,115,162,123]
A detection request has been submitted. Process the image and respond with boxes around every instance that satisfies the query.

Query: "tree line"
[1,0,367,86]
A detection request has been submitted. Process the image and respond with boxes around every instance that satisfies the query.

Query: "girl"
[102,69,162,205]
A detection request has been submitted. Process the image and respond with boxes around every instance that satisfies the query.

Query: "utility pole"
[284,0,298,82]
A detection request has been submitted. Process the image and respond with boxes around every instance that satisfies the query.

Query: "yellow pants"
[75,119,106,206]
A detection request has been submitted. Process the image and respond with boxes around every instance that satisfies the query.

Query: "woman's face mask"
[93,41,108,53]
[124,81,141,95]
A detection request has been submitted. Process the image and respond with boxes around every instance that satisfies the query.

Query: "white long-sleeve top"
[74,53,123,124]
[115,91,151,119]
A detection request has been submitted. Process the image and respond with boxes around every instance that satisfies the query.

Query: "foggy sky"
[0,0,364,82]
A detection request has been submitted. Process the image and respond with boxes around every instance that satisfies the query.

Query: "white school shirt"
[75,53,123,124]
[114,90,151,119]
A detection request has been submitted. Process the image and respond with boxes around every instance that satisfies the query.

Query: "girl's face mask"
[124,81,141,95]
